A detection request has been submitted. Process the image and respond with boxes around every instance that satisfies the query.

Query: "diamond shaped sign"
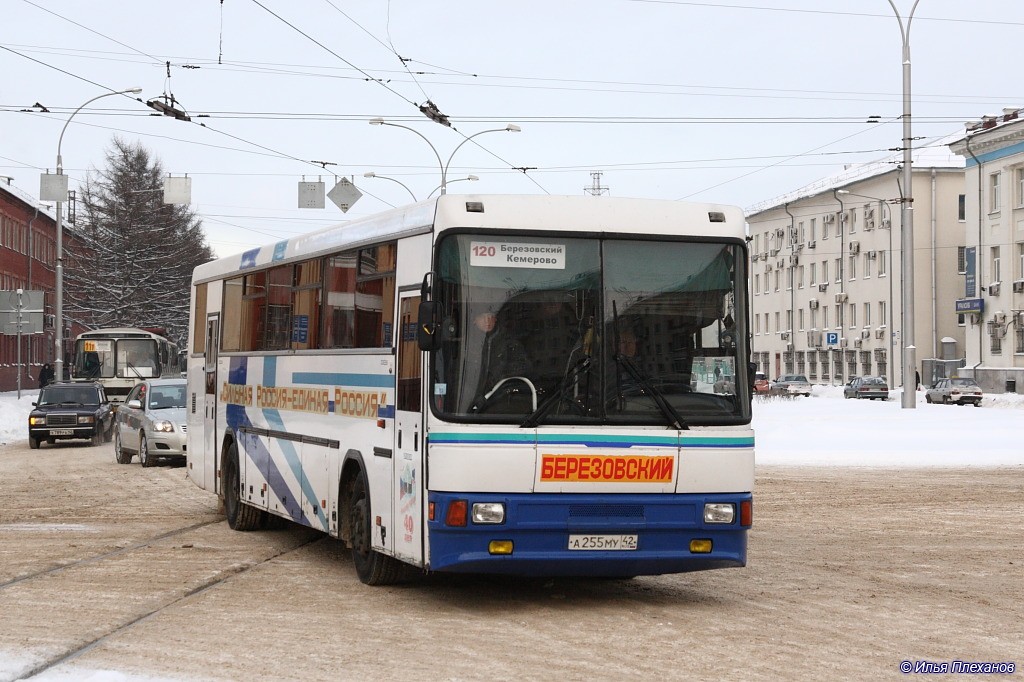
[327,178,362,213]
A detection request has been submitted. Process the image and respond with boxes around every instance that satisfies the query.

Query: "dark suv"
[28,381,115,449]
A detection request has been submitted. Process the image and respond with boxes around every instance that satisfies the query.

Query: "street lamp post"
[369,118,519,195]
[362,172,417,202]
[428,175,478,198]
[888,0,921,408]
[50,87,142,380]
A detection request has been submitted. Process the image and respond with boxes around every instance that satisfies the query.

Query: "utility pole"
[584,171,609,196]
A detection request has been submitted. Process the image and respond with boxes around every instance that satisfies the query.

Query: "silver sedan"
[113,378,187,466]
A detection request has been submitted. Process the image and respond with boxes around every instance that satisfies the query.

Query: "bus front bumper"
[426,491,751,577]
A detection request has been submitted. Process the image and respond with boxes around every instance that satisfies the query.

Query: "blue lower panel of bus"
[426,492,750,577]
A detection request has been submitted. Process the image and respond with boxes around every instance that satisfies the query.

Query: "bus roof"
[192,194,745,284]
[76,327,173,341]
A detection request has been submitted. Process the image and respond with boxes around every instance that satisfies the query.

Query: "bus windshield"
[74,338,160,380]
[430,233,748,425]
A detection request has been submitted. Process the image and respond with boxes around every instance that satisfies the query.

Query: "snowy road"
[0,388,1021,680]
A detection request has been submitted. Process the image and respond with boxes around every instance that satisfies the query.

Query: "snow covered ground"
[3,385,1023,467]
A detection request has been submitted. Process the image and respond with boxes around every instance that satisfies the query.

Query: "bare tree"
[65,137,213,346]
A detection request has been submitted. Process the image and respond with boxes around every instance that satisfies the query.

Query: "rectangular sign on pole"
[39,173,68,202]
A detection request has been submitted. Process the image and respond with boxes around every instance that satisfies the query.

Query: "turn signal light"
[689,539,713,553]
[445,500,468,527]
[740,500,753,527]
[488,540,513,555]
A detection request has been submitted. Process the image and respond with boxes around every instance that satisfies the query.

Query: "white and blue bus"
[186,195,754,585]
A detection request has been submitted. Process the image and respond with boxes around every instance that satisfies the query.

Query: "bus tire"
[224,441,261,531]
[114,430,132,464]
[350,474,403,586]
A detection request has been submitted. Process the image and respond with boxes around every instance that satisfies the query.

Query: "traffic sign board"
[825,331,839,346]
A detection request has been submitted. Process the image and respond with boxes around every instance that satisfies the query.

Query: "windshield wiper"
[521,356,592,428]
[614,353,688,430]
[125,361,144,379]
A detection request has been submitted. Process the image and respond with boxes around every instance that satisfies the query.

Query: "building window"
[822,260,829,283]
[848,255,857,280]
[991,246,1001,284]
[1017,169,1024,208]
[989,172,1001,213]
[754,273,760,295]
[878,250,887,277]
[810,262,817,285]
[957,246,967,274]
[958,194,966,221]
[834,258,841,283]
[864,252,872,278]
[849,303,857,329]
[810,218,817,241]
[864,302,871,327]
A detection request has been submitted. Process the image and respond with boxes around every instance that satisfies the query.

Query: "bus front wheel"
[224,441,262,531]
[349,474,402,586]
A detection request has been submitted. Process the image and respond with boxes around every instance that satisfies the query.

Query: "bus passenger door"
[393,292,424,565]
[204,315,220,494]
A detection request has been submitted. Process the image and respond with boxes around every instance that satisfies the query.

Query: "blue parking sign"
[825,332,839,346]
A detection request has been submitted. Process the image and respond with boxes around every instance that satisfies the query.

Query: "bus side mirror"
[417,300,440,351]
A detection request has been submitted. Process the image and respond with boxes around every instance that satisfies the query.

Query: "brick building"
[0,181,74,392]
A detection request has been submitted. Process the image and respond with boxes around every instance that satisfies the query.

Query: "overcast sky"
[2,1,1022,257]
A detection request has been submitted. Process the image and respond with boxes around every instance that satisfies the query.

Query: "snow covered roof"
[0,182,57,221]
[746,131,965,217]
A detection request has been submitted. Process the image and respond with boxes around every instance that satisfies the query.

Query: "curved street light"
[363,172,417,202]
[369,118,519,195]
[428,175,479,199]
[51,87,142,380]
[887,0,921,408]
[440,125,520,194]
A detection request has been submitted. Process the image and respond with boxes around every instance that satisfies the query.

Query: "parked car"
[843,376,889,400]
[113,378,188,466]
[770,374,812,397]
[753,371,770,395]
[925,377,983,406]
[28,381,114,449]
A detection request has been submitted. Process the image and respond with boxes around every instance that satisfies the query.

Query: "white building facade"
[746,140,966,390]
[949,109,1024,393]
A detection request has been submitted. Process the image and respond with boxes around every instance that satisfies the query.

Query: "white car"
[770,374,812,397]
[113,378,187,466]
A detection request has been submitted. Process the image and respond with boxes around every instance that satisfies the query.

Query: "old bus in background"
[186,195,754,585]
[72,327,181,403]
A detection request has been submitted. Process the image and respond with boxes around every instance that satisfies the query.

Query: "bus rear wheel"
[349,474,402,586]
[224,441,262,531]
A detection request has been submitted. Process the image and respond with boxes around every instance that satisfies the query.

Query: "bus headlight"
[471,502,505,524]
[153,421,175,432]
[703,503,735,524]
